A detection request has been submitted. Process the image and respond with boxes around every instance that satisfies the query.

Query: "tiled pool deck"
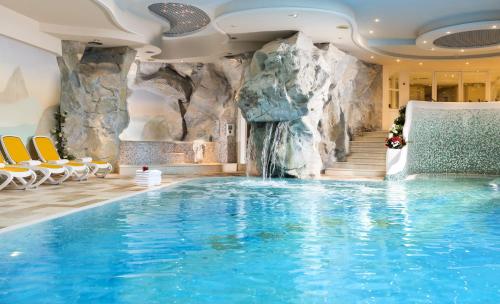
[0,175,197,230]
[0,173,382,230]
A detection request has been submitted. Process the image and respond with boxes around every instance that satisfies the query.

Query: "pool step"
[119,163,243,176]
[324,130,387,179]
[324,168,386,178]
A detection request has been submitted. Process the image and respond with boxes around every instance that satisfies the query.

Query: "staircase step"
[350,146,387,153]
[325,168,386,178]
[347,153,387,160]
[350,141,386,148]
[344,158,386,165]
[352,136,387,142]
[332,162,386,170]
[361,131,388,137]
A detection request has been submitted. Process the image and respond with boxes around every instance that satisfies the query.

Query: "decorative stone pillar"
[57,41,136,169]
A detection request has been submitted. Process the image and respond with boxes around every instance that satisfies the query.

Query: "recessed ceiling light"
[419,62,423,66]
[145,50,155,54]
[446,31,451,34]
[460,49,465,53]
[493,25,497,29]
[370,55,375,59]
[431,47,435,51]
[396,59,401,63]
[369,30,374,34]
[289,13,298,18]
[374,18,380,23]
[465,62,470,65]
[423,40,427,44]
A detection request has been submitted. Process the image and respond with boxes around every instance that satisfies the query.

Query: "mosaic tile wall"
[119,141,219,166]
[404,108,500,176]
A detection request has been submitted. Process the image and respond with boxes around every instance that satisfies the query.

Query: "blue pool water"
[0,177,499,303]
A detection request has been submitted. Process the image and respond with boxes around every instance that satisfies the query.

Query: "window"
[409,72,432,101]
[436,72,459,102]
[463,72,487,102]
[388,73,399,109]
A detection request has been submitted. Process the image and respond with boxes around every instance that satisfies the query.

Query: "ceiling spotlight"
[374,18,380,23]
[396,59,401,63]
[460,49,465,53]
[370,55,375,59]
[419,62,423,66]
[446,31,451,34]
[423,40,427,44]
[492,25,497,29]
[465,62,470,65]
[369,30,374,34]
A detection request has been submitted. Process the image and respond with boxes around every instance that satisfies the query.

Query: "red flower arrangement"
[385,135,406,149]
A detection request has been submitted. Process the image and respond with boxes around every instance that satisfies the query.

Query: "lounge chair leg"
[33,169,50,187]
[0,173,14,191]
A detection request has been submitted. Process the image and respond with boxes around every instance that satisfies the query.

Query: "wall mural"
[0,35,60,143]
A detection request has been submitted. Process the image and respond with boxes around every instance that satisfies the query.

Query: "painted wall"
[0,34,60,143]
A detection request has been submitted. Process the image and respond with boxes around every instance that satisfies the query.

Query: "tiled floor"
[0,174,196,230]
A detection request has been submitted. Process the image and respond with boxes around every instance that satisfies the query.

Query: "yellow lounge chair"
[1,135,70,185]
[0,153,39,190]
[32,136,112,178]
[32,136,90,181]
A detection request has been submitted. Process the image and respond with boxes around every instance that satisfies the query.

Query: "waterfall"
[246,121,290,179]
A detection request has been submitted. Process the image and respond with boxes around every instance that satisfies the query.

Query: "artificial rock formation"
[238,32,382,178]
[126,56,250,163]
[58,41,136,167]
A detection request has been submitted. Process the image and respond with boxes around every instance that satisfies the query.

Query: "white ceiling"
[0,0,499,63]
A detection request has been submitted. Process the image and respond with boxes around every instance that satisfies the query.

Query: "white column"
[236,109,247,164]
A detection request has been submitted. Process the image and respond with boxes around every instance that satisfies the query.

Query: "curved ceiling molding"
[213,0,372,62]
[2,0,500,63]
[416,21,500,55]
[92,0,166,43]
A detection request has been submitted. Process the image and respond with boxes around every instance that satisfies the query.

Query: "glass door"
[463,72,488,102]
[435,72,460,102]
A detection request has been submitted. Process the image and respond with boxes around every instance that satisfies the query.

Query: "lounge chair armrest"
[77,157,93,163]
[20,160,41,166]
[49,160,69,165]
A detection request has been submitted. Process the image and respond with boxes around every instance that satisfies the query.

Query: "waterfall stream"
[247,122,290,179]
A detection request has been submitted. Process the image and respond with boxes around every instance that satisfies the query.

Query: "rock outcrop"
[125,56,250,163]
[58,41,136,168]
[238,32,382,178]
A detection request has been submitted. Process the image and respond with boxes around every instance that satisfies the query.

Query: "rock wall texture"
[126,56,250,163]
[238,32,382,178]
[58,41,136,168]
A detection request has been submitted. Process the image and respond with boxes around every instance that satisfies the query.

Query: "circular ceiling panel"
[434,29,500,49]
[148,3,210,37]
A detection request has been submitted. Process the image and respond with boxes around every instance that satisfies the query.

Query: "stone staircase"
[324,130,387,179]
